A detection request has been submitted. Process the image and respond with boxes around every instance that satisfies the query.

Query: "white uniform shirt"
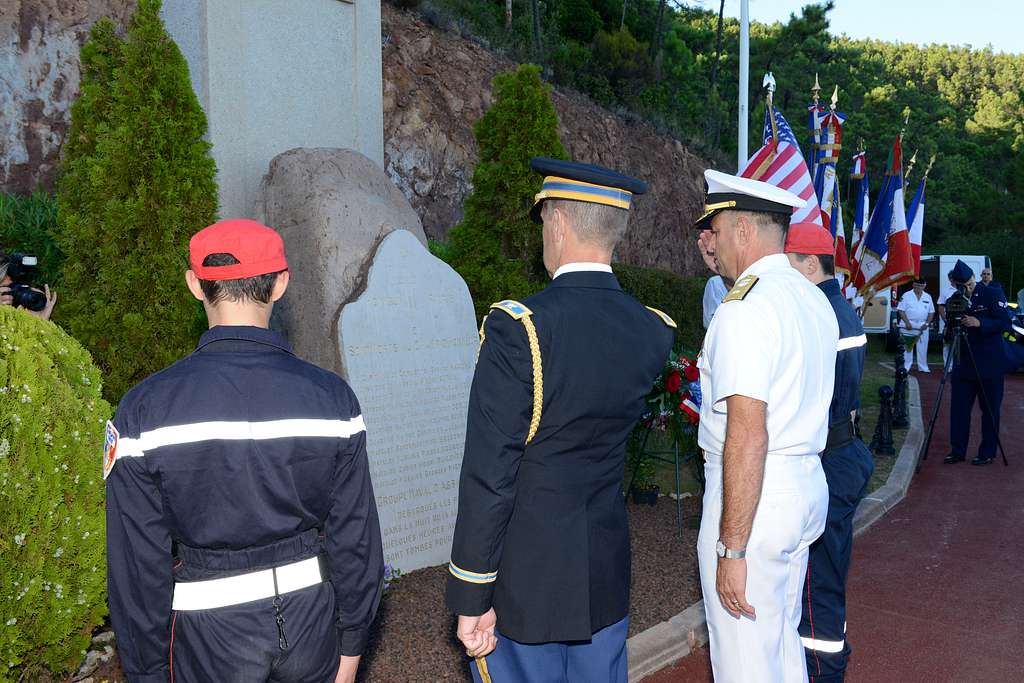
[897,290,934,328]
[697,253,839,457]
[702,275,730,328]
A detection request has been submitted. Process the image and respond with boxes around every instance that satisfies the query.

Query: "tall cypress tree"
[448,64,567,317]
[56,0,217,402]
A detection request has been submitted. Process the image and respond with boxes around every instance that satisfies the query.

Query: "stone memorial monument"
[161,0,384,219]
[340,230,478,572]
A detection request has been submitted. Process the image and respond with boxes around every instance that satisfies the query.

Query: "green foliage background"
[447,63,567,316]
[0,193,62,287]
[414,0,1024,256]
[55,0,217,403]
[0,307,112,679]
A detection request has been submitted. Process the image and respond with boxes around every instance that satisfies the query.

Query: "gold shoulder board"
[645,306,678,328]
[490,300,534,320]
[723,274,759,303]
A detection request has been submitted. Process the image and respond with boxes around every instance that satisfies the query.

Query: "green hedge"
[0,193,62,287]
[0,306,112,679]
[56,0,218,403]
[614,262,706,352]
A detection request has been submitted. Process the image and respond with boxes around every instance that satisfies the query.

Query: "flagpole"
[737,0,749,171]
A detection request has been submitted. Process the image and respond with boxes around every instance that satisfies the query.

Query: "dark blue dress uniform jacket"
[445,271,675,644]
[952,283,1011,379]
[105,326,384,682]
[820,279,865,425]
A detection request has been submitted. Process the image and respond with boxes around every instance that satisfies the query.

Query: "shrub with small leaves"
[0,306,112,679]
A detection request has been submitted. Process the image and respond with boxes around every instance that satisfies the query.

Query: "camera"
[944,284,970,330]
[1,252,47,312]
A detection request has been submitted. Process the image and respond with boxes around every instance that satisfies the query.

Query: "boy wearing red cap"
[105,219,383,683]
[786,223,874,682]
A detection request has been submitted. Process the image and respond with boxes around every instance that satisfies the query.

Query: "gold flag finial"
[830,85,839,110]
[812,73,821,103]
[925,154,937,177]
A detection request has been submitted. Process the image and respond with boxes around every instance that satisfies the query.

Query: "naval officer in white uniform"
[693,170,838,682]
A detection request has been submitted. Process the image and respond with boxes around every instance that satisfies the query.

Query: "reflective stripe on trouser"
[470,616,628,683]
[800,439,874,682]
[170,582,338,683]
[698,454,828,683]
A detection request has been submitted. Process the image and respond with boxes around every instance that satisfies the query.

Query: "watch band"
[716,539,746,560]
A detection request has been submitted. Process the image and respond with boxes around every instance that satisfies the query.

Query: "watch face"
[716,540,725,557]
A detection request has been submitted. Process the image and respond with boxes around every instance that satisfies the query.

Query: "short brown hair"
[197,253,283,304]
[549,199,629,251]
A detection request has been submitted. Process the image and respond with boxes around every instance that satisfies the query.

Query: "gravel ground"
[71,496,703,682]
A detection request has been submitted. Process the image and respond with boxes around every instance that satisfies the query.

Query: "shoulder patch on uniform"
[723,274,759,302]
[490,299,533,319]
[102,420,119,480]
[645,306,677,328]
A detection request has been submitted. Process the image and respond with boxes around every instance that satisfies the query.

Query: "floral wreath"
[641,350,702,438]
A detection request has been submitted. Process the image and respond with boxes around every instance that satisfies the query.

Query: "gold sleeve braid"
[485,300,544,445]
[476,313,489,362]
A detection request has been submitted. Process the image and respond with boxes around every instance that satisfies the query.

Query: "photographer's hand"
[28,285,57,321]
[0,286,11,307]
[962,315,981,328]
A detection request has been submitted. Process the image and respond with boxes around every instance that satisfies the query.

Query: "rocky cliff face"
[3,1,710,276]
[0,1,134,194]
[382,4,710,276]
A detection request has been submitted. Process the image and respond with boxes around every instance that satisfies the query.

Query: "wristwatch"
[716,540,746,560]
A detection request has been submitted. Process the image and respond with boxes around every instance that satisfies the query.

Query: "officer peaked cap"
[694,169,804,230]
[951,259,974,284]
[529,157,647,223]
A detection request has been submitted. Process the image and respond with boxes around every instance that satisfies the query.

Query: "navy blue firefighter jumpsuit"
[798,278,875,681]
[105,325,384,682]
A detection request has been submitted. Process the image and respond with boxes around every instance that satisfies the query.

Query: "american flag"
[740,105,824,228]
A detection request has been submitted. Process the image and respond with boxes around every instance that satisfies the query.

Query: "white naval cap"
[694,169,804,230]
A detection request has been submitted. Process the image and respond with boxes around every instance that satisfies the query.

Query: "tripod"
[916,323,1009,472]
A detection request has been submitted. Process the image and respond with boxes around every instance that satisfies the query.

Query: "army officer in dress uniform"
[446,158,676,683]
[694,170,838,682]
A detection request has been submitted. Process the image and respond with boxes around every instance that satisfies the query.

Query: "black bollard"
[870,385,896,455]
[892,365,909,428]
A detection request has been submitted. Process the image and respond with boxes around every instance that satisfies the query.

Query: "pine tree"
[56,0,218,402]
[447,64,567,317]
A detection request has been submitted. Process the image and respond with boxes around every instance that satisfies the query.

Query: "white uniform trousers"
[698,454,828,683]
[902,325,930,372]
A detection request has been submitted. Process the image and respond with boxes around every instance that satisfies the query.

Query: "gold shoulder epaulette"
[490,300,533,320]
[485,299,543,445]
[723,274,759,302]
[645,306,677,329]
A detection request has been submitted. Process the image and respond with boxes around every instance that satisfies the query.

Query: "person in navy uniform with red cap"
[943,259,1011,466]
[786,223,874,682]
[104,219,383,683]
[446,158,675,683]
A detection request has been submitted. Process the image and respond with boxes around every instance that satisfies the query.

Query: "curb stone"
[626,376,924,682]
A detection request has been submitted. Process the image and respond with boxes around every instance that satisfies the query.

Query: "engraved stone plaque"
[340,229,477,571]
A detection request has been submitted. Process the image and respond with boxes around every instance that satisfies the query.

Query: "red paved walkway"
[647,372,1024,682]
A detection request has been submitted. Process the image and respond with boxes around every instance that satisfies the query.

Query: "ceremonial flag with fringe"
[741,105,824,229]
[907,176,927,278]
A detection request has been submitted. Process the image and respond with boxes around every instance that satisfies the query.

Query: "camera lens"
[9,284,47,312]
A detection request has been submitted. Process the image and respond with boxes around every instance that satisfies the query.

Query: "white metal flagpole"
[738,0,749,171]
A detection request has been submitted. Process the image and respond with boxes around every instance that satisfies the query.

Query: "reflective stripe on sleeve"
[115,416,367,459]
[801,635,845,653]
[837,334,868,352]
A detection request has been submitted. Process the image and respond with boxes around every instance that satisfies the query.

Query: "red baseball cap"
[189,219,288,280]
[784,222,834,256]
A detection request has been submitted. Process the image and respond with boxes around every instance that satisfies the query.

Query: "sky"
[716,0,1022,55]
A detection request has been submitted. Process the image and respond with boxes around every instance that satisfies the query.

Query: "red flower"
[665,370,682,393]
[683,365,699,382]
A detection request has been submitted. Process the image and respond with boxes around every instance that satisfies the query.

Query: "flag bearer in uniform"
[104,219,384,683]
[446,158,676,683]
[897,278,935,372]
[786,224,875,682]
[693,169,837,682]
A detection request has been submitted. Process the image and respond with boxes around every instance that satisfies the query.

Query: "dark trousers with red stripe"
[799,439,874,682]
[170,582,339,683]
